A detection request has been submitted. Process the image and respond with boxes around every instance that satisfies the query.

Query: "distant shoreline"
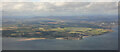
[2,26,117,41]
[2,31,113,41]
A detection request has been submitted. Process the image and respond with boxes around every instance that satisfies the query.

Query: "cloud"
[2,0,120,2]
[2,2,118,16]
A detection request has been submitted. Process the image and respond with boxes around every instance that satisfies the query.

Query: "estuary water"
[2,26,118,50]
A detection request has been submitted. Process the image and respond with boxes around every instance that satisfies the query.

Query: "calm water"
[2,26,118,50]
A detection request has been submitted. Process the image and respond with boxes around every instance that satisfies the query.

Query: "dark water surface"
[2,26,118,50]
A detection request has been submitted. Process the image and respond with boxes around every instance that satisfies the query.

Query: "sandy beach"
[18,38,47,41]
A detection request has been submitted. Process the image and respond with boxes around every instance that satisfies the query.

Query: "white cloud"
[2,2,118,16]
[13,4,24,10]
[2,0,120,2]
[0,3,2,8]
[49,2,67,6]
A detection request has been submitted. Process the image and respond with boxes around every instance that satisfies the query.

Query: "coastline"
[18,38,47,41]
[3,26,118,50]
[2,26,117,41]
[2,31,113,41]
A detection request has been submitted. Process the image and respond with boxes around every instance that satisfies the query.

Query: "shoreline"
[3,26,117,41]
[2,31,112,41]
[18,38,47,41]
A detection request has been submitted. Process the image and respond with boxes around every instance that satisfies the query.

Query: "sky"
[1,0,120,2]
[2,2,118,17]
